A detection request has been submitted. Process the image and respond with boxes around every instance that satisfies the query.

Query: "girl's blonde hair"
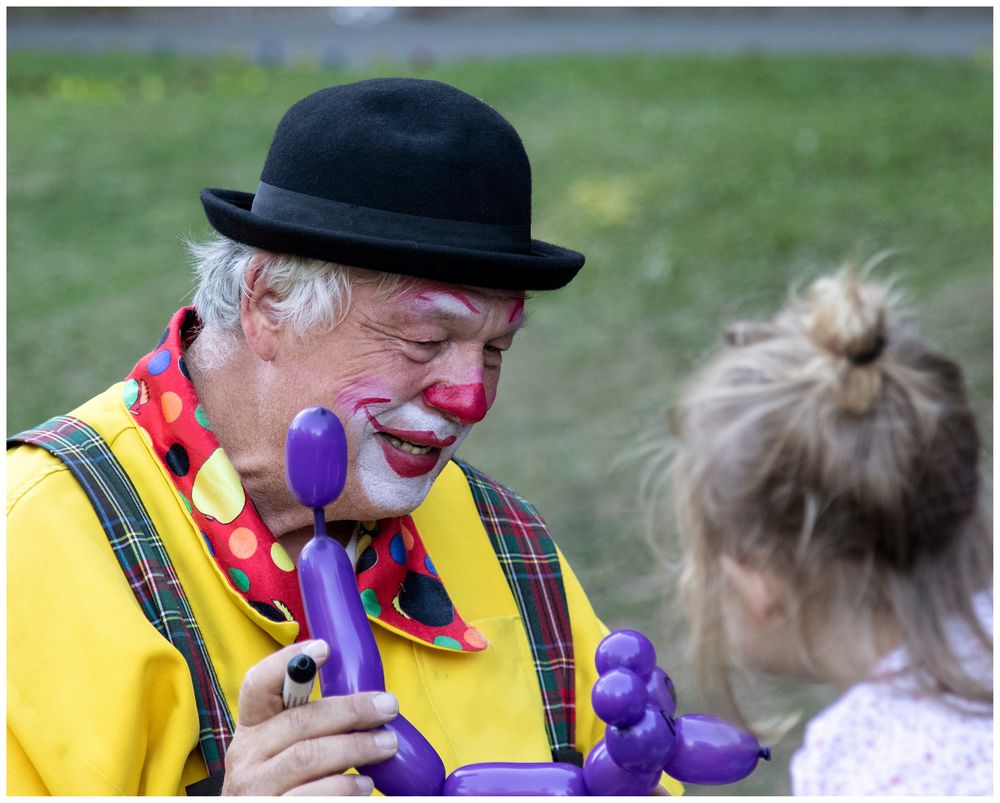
[664,267,991,717]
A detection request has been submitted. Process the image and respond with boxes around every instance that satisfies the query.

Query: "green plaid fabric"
[455,459,581,766]
[9,416,234,778]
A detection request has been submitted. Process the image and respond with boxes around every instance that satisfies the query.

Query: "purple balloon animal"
[583,630,771,793]
[287,407,445,795]
[286,407,770,795]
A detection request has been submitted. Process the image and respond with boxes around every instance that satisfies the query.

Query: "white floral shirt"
[791,592,993,796]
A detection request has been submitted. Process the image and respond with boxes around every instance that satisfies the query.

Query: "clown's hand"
[221,640,400,796]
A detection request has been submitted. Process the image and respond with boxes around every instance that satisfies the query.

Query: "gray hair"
[187,233,415,369]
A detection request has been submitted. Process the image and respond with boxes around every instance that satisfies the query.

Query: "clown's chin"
[344,467,441,522]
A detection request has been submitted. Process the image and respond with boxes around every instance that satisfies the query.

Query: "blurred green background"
[7,49,992,794]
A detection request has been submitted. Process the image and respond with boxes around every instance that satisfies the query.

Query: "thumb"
[236,639,329,727]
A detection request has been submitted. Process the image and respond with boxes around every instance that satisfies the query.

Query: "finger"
[238,640,329,727]
[284,773,375,796]
[254,691,399,759]
[263,727,398,791]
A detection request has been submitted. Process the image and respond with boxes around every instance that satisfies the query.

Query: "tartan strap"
[454,459,581,766]
[9,416,234,778]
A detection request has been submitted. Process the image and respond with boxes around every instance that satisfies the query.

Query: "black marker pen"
[283,654,317,709]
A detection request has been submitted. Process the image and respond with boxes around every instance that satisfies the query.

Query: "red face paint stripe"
[352,397,392,414]
[508,298,525,324]
[444,291,480,314]
[415,290,480,315]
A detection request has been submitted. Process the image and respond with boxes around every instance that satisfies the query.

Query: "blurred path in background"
[7,7,992,66]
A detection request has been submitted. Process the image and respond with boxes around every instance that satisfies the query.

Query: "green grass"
[7,51,992,795]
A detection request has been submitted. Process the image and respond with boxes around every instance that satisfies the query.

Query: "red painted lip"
[363,409,458,449]
[376,435,441,478]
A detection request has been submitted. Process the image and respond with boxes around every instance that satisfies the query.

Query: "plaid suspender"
[454,459,582,766]
[8,416,234,779]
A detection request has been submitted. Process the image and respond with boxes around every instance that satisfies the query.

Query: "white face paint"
[347,398,471,517]
[280,278,524,522]
[408,288,483,318]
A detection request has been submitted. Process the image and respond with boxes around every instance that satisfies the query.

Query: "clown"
[7,79,683,796]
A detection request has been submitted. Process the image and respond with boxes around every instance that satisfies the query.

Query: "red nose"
[424,383,489,424]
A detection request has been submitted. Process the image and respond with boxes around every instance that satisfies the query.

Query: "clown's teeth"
[386,435,434,455]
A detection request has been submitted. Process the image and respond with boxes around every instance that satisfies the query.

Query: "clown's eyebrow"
[401,307,527,336]
[422,290,480,314]
[396,290,527,333]
[407,289,482,317]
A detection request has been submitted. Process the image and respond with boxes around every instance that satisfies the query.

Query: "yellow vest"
[7,384,682,795]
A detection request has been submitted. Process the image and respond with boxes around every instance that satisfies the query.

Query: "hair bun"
[801,270,889,414]
[803,272,887,365]
[847,335,886,366]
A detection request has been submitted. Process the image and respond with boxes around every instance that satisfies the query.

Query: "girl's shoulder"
[791,597,994,796]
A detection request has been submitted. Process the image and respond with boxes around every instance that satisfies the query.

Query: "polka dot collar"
[123,307,486,652]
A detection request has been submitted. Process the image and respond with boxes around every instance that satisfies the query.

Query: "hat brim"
[200,189,585,291]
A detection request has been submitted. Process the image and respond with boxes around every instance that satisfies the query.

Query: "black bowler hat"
[200,78,585,290]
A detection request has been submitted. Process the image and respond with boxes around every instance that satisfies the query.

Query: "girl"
[662,269,992,794]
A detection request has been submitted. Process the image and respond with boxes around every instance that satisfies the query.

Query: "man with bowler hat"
[8,78,678,795]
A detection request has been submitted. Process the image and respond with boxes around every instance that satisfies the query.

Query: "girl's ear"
[240,252,282,362]
[719,554,788,627]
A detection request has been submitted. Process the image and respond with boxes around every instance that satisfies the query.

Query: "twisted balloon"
[286,407,770,795]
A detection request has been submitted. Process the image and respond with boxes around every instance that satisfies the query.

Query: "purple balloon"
[368,714,447,796]
[646,667,677,719]
[592,668,649,727]
[285,406,348,509]
[443,762,587,796]
[594,630,657,680]
[605,706,676,774]
[297,532,385,693]
[663,713,771,785]
[296,509,445,795]
[582,739,660,796]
